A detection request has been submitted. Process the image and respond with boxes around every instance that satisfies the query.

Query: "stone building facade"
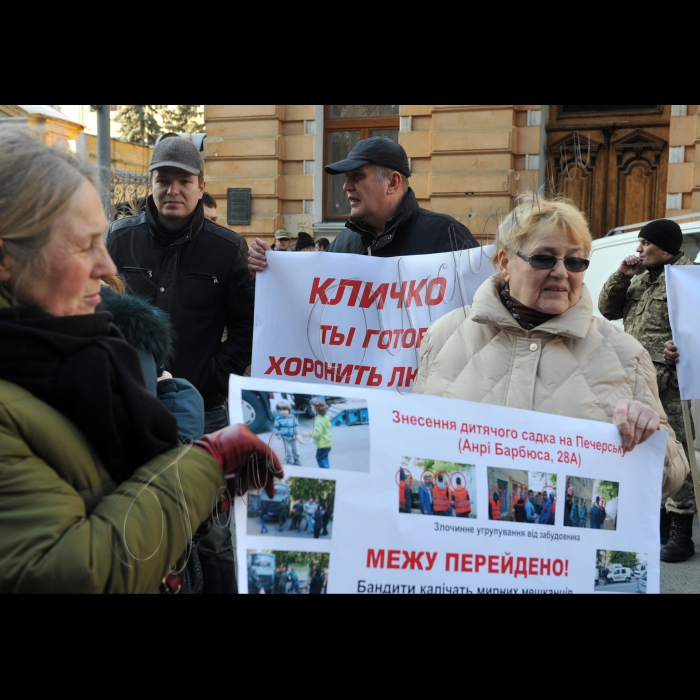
[203,105,700,247]
[0,104,84,145]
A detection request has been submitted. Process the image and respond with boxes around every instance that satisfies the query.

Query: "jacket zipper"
[186,273,219,284]
[122,266,153,278]
[367,232,394,256]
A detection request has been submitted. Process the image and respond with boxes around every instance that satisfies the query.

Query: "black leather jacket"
[106,197,254,410]
[327,189,478,256]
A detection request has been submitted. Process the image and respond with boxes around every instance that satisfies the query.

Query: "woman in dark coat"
[313,506,325,539]
[322,502,332,536]
[309,567,325,595]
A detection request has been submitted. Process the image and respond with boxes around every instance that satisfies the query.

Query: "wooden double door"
[546,105,671,238]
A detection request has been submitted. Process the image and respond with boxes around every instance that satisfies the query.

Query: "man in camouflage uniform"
[599,219,695,563]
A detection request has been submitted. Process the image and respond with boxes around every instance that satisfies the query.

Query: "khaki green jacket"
[598,254,695,364]
[0,379,224,594]
[0,288,224,593]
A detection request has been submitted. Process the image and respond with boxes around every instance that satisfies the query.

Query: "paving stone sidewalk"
[661,452,700,594]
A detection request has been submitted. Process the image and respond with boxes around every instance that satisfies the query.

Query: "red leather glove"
[194,425,283,498]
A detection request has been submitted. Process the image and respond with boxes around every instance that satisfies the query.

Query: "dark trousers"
[198,403,237,594]
[316,448,331,470]
[204,403,229,434]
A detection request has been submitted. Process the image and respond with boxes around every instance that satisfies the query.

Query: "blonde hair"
[0,127,99,296]
[491,193,593,276]
[101,275,127,295]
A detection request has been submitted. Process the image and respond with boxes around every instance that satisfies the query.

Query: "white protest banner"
[251,246,494,391]
[666,264,700,401]
[230,376,666,595]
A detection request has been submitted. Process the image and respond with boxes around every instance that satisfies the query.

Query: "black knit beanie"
[639,219,683,255]
[295,232,316,251]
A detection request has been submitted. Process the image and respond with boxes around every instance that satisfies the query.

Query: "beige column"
[204,105,314,247]
[400,105,545,245]
[667,105,699,215]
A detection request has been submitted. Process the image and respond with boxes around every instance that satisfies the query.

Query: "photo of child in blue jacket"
[274,401,302,466]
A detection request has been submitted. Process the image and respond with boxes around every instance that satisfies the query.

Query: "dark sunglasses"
[516,252,590,273]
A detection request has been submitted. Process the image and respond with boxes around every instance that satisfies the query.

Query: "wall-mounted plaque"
[227,188,251,226]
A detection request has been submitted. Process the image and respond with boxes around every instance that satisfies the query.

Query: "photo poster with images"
[666,264,700,401]
[230,375,666,595]
[251,246,495,392]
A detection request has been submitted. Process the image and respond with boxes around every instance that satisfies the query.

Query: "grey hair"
[375,165,409,191]
[0,126,99,299]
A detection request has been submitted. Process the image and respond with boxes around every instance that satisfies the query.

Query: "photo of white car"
[607,567,633,584]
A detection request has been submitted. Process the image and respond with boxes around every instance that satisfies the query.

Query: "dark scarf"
[0,298,179,483]
[646,252,683,282]
[347,188,419,247]
[500,285,557,331]
[146,196,204,247]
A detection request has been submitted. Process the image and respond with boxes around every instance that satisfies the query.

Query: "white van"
[586,216,700,323]
[607,567,633,584]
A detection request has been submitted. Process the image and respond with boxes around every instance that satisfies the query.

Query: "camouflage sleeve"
[598,270,631,321]
[632,352,689,502]
[655,362,673,395]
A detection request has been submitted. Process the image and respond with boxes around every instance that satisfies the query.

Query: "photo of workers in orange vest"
[452,476,473,518]
[398,469,413,514]
[433,473,452,517]
[489,490,503,520]
[512,485,527,522]
[487,468,558,525]
[399,457,478,519]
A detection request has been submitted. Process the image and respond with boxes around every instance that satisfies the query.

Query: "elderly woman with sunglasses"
[414,196,688,502]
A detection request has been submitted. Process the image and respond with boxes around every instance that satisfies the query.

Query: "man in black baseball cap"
[249,136,477,272]
[599,219,696,563]
[107,136,255,593]
[324,136,412,179]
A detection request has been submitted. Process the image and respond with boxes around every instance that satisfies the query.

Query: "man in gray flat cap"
[107,136,254,594]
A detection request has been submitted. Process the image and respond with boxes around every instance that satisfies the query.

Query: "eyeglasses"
[516,252,590,273]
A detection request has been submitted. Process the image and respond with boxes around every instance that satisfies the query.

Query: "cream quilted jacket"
[414,277,688,501]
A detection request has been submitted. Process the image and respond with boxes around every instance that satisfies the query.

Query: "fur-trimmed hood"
[100,288,172,367]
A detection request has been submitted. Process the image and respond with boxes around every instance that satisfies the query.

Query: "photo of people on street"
[398,457,477,518]
[247,477,336,540]
[594,550,647,594]
[241,387,369,472]
[247,550,330,595]
[487,469,557,525]
[565,477,619,530]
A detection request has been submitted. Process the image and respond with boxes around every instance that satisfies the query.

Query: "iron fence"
[111,169,150,221]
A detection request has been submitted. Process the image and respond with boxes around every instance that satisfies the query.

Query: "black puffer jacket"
[327,189,478,257]
[106,197,254,410]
